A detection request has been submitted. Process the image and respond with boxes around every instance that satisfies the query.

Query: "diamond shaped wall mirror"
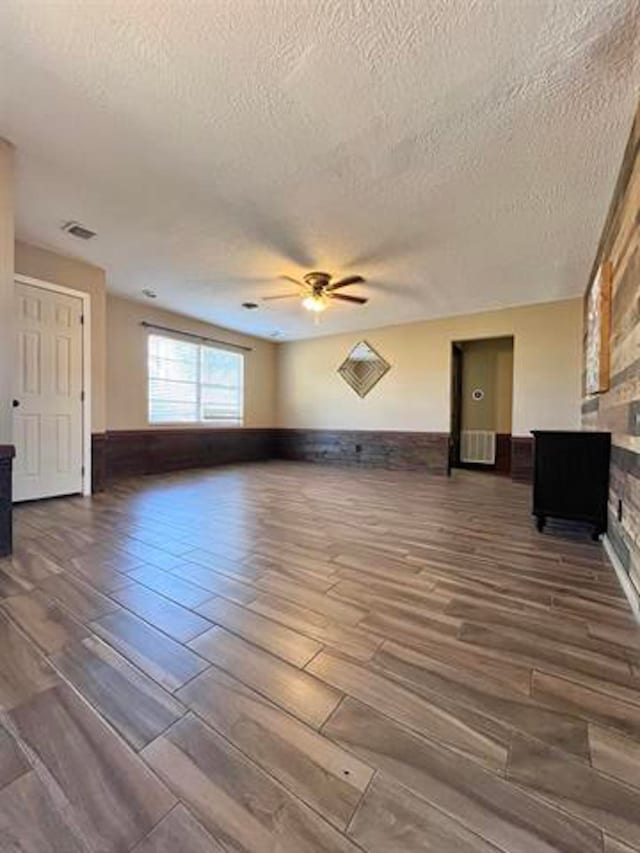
[338,340,391,398]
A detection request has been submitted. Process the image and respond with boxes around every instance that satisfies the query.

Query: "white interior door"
[13,281,84,501]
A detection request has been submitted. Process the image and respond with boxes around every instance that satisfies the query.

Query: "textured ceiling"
[1,0,638,340]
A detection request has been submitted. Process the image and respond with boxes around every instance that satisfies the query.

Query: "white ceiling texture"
[1,0,638,340]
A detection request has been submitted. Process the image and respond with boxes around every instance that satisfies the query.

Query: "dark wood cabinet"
[532,430,611,540]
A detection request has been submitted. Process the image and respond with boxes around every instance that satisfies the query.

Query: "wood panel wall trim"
[91,433,107,494]
[586,108,640,287]
[511,435,534,484]
[611,444,640,478]
[581,398,600,415]
[275,428,450,473]
[93,428,277,487]
[92,428,453,486]
[91,428,535,488]
[495,433,512,475]
[0,451,14,556]
[581,102,640,589]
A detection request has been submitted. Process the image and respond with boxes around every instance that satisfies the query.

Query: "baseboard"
[603,534,640,624]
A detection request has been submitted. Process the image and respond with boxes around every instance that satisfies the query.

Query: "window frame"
[147,332,245,427]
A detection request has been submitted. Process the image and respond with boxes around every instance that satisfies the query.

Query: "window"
[148,334,244,425]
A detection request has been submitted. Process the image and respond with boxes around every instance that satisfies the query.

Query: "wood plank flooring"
[1,461,639,852]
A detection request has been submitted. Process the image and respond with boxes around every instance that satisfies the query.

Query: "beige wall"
[8,245,581,441]
[14,241,277,434]
[0,142,14,444]
[277,298,582,436]
[460,337,513,433]
[106,295,277,430]
[15,240,107,433]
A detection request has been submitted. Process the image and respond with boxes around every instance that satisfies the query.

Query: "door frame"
[448,342,463,474]
[14,274,92,497]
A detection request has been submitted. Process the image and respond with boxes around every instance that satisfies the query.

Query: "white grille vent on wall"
[460,430,496,464]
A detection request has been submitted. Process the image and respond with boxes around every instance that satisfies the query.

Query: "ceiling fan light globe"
[302,295,327,312]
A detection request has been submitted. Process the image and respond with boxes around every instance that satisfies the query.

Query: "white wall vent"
[460,430,496,464]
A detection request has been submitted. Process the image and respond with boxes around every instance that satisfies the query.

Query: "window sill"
[146,422,245,429]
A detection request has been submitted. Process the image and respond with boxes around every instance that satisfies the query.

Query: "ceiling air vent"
[62,221,96,240]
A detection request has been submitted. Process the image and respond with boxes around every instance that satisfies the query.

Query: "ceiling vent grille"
[62,221,96,240]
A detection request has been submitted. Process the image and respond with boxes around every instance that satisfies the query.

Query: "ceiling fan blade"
[279,275,306,288]
[329,293,368,305]
[326,275,365,291]
[261,293,301,301]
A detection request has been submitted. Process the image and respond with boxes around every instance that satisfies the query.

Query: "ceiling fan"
[262,271,368,313]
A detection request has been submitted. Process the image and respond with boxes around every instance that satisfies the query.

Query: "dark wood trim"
[511,436,534,484]
[92,427,526,487]
[0,447,14,557]
[97,428,277,485]
[495,433,512,475]
[275,429,449,473]
[91,433,107,493]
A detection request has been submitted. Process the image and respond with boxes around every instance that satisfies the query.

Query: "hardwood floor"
[1,461,639,852]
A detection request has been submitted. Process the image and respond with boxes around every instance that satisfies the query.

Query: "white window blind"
[148,333,244,425]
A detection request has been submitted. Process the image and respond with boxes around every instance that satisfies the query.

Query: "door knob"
[12,400,19,408]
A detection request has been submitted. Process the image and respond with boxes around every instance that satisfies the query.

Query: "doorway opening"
[449,336,514,476]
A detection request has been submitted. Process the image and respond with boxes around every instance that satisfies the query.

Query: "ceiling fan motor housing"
[303,271,332,292]
[263,271,367,307]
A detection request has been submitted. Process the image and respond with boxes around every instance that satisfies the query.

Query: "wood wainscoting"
[92,428,529,490]
[511,436,534,484]
[91,433,107,493]
[0,444,15,555]
[93,428,450,491]
[93,429,277,488]
[495,433,512,475]
[275,429,450,473]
